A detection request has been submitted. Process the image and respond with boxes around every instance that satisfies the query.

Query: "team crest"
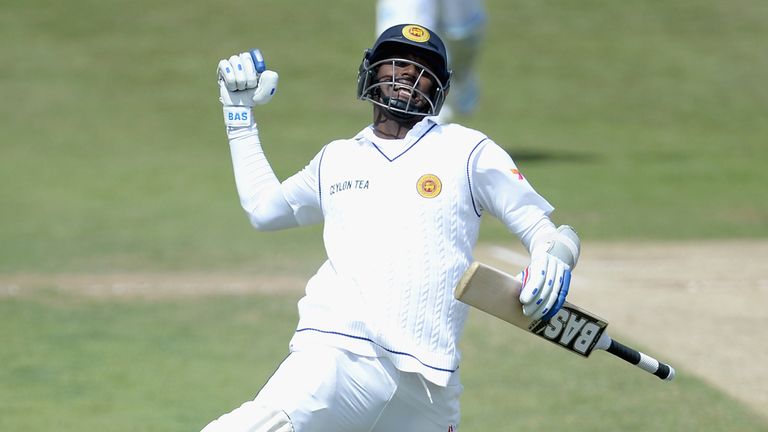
[402,25,430,43]
[417,174,441,198]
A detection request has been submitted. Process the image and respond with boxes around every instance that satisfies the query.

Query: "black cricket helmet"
[357,24,452,118]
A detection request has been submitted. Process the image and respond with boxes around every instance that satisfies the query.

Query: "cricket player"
[202,23,580,432]
[376,0,487,121]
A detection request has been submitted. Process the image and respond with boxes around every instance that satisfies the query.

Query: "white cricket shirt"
[269,118,554,386]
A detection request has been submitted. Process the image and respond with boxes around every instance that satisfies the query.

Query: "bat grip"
[607,339,675,381]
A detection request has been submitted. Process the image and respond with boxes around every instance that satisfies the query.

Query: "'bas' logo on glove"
[228,112,248,122]
[222,107,252,127]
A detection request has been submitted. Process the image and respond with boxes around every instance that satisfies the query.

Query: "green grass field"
[2,0,767,430]
[1,292,766,432]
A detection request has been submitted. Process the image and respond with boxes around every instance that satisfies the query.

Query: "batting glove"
[217,49,279,127]
[519,225,580,321]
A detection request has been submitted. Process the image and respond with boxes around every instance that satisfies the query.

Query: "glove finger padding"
[519,253,549,313]
[217,59,238,91]
[249,49,266,74]
[239,52,259,89]
[228,54,248,90]
[520,252,571,320]
[538,258,568,320]
[542,269,571,321]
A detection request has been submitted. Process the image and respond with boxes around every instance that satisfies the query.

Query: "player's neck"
[372,109,418,139]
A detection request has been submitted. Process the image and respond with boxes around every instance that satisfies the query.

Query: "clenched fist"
[217,49,279,127]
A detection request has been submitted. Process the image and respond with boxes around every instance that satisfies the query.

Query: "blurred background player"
[377,0,486,122]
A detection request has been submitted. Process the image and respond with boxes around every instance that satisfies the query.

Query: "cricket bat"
[455,262,675,381]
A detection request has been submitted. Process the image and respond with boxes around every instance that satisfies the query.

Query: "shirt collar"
[354,116,438,144]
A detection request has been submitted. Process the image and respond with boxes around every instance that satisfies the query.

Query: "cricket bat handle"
[596,333,676,381]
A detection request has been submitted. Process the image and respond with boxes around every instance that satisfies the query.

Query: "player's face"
[374,52,435,109]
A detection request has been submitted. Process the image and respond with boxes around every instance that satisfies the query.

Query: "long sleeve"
[469,140,557,251]
[227,125,300,231]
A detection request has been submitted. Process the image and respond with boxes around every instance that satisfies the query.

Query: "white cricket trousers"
[201,345,462,432]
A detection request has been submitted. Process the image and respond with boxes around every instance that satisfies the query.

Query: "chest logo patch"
[417,174,442,198]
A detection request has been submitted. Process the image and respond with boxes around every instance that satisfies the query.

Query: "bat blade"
[455,261,675,381]
[455,261,532,328]
[455,262,607,357]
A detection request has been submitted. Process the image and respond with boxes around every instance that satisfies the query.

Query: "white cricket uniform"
[203,117,555,432]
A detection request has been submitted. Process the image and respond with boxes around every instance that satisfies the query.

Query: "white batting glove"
[519,225,580,321]
[217,49,279,127]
